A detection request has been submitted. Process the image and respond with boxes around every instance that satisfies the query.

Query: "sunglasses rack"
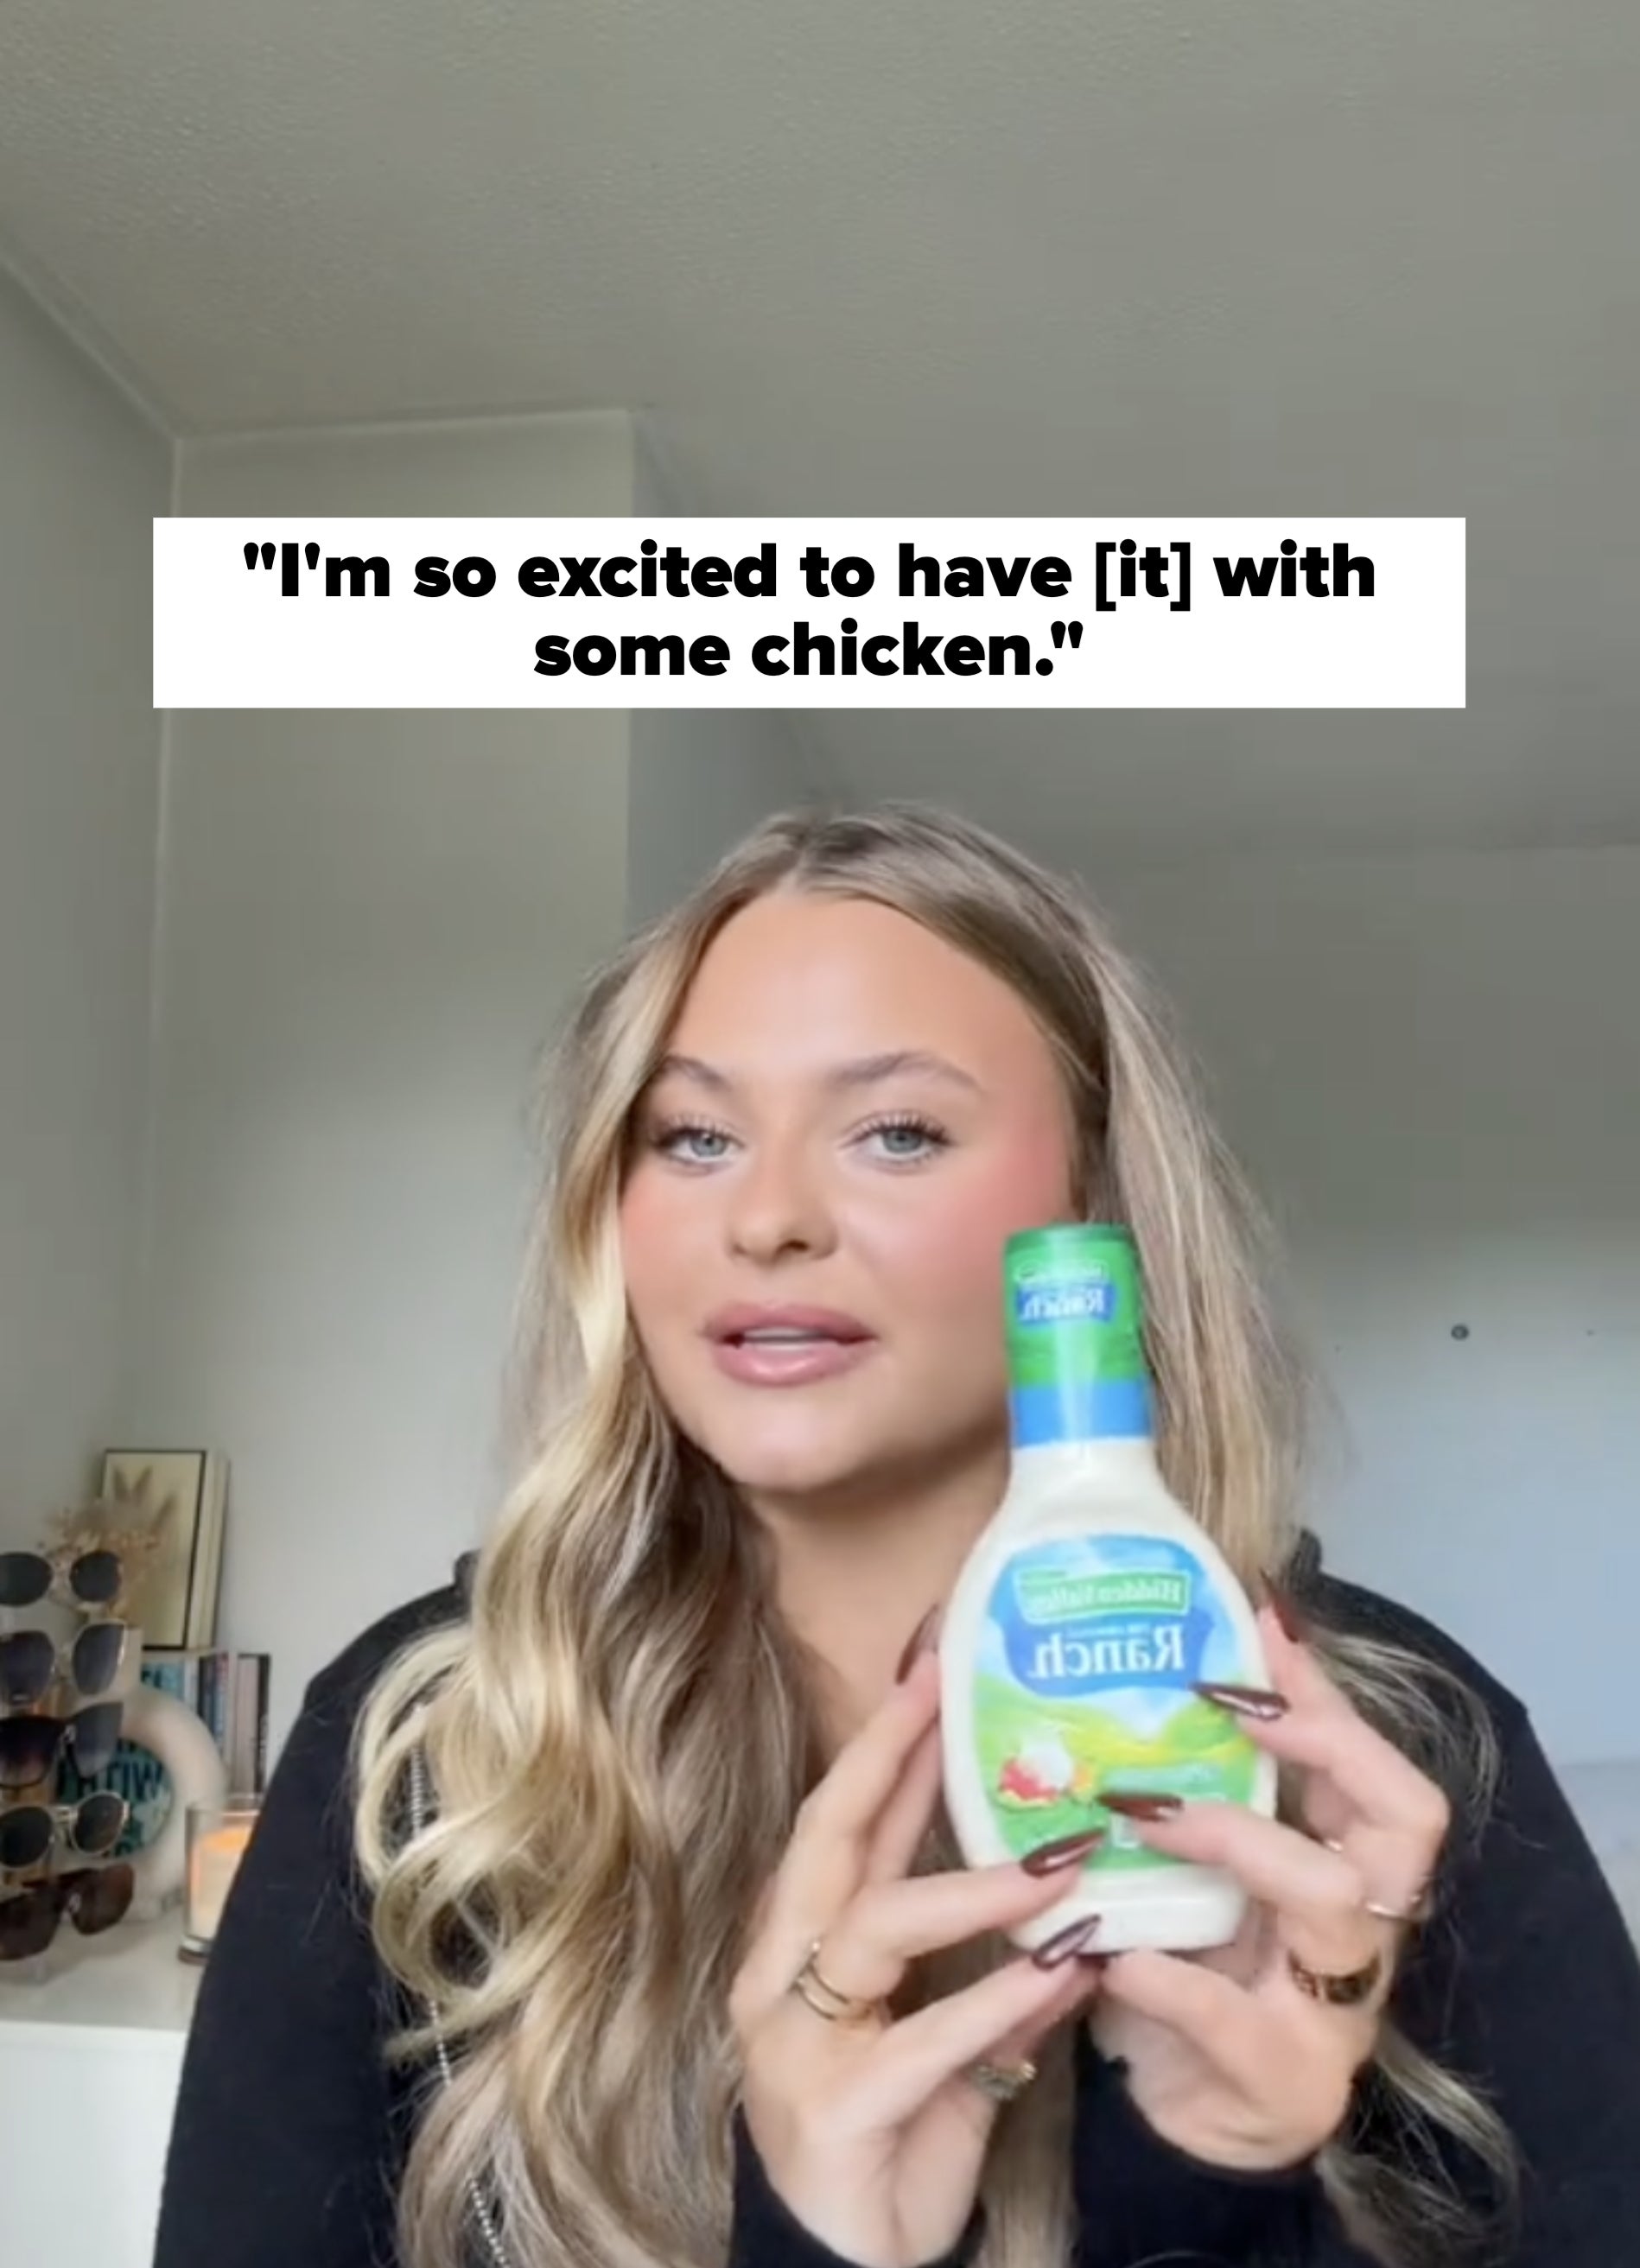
[1,1548,137,1981]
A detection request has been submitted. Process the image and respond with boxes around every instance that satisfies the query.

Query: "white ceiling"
[3,0,1637,861]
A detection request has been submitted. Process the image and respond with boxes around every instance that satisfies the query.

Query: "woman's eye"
[645,1115,945,1166]
[862,1117,947,1162]
[653,1121,734,1164]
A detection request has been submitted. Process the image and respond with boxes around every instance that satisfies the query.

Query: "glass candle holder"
[181,1793,261,1963]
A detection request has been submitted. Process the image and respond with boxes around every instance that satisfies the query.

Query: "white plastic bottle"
[940,1223,1276,1954]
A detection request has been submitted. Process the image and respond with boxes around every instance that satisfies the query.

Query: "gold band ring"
[1286,1945,1385,2008]
[788,1958,1046,2104]
[789,1938,886,2027]
[1320,1840,1435,1928]
[1365,1878,1434,1926]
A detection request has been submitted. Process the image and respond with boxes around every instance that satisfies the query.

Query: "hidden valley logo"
[1011,1263,1118,1326]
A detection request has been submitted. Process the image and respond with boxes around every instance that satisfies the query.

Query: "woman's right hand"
[728,1642,1105,2268]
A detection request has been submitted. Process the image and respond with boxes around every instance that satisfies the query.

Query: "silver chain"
[408,1746,515,2268]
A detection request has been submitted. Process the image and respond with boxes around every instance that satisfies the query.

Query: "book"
[198,1649,232,1752]
[227,1653,271,1796]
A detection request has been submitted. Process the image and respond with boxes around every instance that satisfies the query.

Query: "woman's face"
[620,891,1078,1507]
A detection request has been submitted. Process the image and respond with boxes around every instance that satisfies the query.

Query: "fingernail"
[1192,1680,1290,1722]
[1262,1577,1307,1644]
[1032,1915,1103,1968]
[893,1605,943,1683]
[1099,1791,1183,1822]
[1020,1826,1106,1876]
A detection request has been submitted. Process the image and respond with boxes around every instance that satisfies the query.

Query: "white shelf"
[0,1908,201,2042]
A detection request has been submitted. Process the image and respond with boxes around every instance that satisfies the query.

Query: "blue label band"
[1009,1375,1153,1448]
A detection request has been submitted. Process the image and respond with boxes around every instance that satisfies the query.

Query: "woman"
[155,804,1640,2268]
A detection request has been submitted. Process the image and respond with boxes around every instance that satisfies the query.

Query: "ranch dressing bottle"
[940,1223,1276,1954]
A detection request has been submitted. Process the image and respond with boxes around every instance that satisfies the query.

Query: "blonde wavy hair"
[355,802,1515,2268]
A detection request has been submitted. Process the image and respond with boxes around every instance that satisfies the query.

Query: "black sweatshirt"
[153,1563,1640,2268]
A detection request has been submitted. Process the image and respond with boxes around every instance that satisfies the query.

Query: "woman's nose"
[724,1141,837,1261]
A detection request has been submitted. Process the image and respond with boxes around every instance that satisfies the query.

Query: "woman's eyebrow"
[827,1049,982,1094]
[652,1049,981,1096]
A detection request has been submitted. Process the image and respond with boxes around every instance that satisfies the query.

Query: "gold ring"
[789,1939,885,2027]
[1365,1879,1434,1926]
[1320,1839,1434,1927]
[968,2057,1038,2102]
[1286,1946,1384,2007]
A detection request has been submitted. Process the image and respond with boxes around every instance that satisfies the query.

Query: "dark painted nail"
[1262,1577,1307,1644]
[1020,1826,1106,1876]
[1192,1680,1290,1722]
[1100,1791,1184,1822]
[1032,1915,1103,1968]
[893,1605,943,1683]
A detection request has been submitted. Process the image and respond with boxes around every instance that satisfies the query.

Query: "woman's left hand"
[1088,1604,1449,2172]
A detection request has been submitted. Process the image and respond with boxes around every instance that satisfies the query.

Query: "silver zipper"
[409,1747,514,2268]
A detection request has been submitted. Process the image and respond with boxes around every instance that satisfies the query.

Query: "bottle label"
[1005,1231,1151,1445]
[971,1533,1259,1868]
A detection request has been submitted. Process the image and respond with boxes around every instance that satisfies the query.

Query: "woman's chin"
[702,1421,882,1508]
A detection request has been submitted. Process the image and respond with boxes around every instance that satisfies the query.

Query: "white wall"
[141,408,836,1748]
[626,710,825,928]
[0,265,169,1535]
[1096,848,1640,1766]
[141,415,635,1749]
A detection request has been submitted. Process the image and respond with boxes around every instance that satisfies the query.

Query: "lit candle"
[183,1808,258,1954]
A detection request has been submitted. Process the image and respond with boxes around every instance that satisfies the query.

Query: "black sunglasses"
[0,1861,134,1962]
[0,1702,124,1789]
[0,1620,129,1709]
[0,1549,123,1612]
[0,1791,129,1873]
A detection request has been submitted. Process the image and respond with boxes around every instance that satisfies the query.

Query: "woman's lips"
[703,1306,876,1388]
[708,1335,876,1387]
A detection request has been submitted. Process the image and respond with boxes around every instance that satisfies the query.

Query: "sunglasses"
[0,1549,124,1613]
[0,1702,124,1789]
[0,1791,129,1873]
[0,1861,134,1962]
[0,1620,129,1709]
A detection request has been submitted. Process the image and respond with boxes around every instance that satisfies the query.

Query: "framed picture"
[98,1450,228,1650]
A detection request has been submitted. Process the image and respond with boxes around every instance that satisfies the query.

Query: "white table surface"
[0,1907,200,2039]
